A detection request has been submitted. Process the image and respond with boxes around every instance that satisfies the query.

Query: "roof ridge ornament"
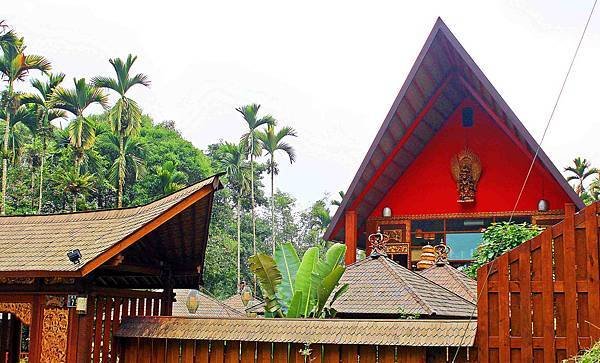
[368,227,389,258]
[434,244,451,266]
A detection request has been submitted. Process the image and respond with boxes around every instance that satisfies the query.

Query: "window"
[446,232,483,260]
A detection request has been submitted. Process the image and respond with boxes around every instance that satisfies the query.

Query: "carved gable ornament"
[451,148,482,203]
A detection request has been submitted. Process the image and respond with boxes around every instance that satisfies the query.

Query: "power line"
[452,1,598,361]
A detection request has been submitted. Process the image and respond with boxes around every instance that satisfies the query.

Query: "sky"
[4,1,600,209]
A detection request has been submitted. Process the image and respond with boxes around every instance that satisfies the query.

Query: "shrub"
[464,222,542,278]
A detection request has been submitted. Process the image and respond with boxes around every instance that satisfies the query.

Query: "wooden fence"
[119,338,476,363]
[83,290,168,363]
[477,202,600,362]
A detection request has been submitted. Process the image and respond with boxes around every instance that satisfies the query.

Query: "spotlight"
[67,249,82,265]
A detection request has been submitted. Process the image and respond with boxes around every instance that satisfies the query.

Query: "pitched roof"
[418,264,477,304]
[0,174,222,281]
[222,294,265,314]
[172,289,244,318]
[325,18,583,242]
[332,256,475,318]
[116,316,476,347]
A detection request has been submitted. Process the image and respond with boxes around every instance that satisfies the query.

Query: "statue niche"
[451,148,482,203]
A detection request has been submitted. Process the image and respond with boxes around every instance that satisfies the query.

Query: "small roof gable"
[332,256,475,318]
[0,174,222,284]
[325,18,583,242]
[172,289,244,318]
[418,264,477,304]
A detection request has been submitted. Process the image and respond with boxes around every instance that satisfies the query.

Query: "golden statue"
[451,148,482,203]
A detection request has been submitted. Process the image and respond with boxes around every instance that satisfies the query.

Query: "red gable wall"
[369,99,572,218]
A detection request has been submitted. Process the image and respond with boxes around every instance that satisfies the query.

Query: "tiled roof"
[222,294,265,314]
[172,289,244,318]
[418,263,477,304]
[332,256,476,318]
[116,316,476,347]
[0,175,219,274]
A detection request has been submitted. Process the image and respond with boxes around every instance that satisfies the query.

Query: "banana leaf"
[330,283,349,306]
[274,242,300,311]
[316,243,346,278]
[286,290,303,318]
[294,246,320,317]
[314,265,345,316]
[249,253,282,314]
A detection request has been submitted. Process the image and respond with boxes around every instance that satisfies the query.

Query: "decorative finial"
[368,227,389,258]
[434,244,451,265]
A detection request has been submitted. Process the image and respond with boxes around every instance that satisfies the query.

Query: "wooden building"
[0,174,222,363]
[325,18,584,267]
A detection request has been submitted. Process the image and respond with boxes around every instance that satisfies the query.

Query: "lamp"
[538,199,549,212]
[67,249,82,265]
[382,207,392,218]
[241,284,253,307]
[186,289,201,314]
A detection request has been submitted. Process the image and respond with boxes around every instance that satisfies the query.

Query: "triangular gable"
[325,18,583,242]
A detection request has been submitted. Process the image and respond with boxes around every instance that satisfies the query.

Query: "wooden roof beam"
[349,73,454,210]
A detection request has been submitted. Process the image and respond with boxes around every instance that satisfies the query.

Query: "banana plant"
[249,242,348,318]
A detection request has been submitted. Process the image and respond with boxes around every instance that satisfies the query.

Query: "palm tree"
[0,103,36,166]
[51,78,108,174]
[331,190,345,207]
[0,21,17,52]
[155,160,186,195]
[564,157,598,196]
[236,104,275,259]
[106,135,145,203]
[256,124,297,252]
[21,73,66,212]
[56,168,94,212]
[92,55,150,208]
[0,36,51,214]
[217,142,251,286]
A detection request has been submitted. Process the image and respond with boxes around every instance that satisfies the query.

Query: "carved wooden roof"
[0,174,223,289]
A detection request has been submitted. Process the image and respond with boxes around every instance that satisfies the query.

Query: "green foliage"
[249,242,348,318]
[576,341,600,362]
[465,222,542,278]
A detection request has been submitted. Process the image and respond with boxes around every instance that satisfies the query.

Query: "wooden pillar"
[345,211,357,265]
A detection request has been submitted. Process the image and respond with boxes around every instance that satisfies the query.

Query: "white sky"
[5,1,600,209]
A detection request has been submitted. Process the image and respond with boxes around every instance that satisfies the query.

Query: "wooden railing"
[477,203,600,362]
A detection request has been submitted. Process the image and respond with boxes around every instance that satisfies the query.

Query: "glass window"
[411,219,444,232]
[494,216,532,224]
[446,232,483,260]
[446,218,492,232]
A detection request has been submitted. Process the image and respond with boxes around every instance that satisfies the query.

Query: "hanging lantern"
[417,245,436,270]
[538,199,549,212]
[186,289,201,314]
[241,284,253,307]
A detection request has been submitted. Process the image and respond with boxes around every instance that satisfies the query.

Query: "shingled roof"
[172,289,244,318]
[332,256,475,318]
[0,174,222,288]
[116,316,477,347]
[222,294,265,314]
[418,263,477,304]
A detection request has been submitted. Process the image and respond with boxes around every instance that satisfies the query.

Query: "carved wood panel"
[0,302,32,325]
[40,307,69,363]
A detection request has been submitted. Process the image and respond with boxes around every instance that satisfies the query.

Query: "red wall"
[370,99,572,218]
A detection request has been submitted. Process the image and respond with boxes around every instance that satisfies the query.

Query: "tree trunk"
[1,82,13,215]
[72,193,77,212]
[271,154,275,253]
[250,133,257,290]
[117,134,124,208]
[237,196,241,288]
[37,141,46,213]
